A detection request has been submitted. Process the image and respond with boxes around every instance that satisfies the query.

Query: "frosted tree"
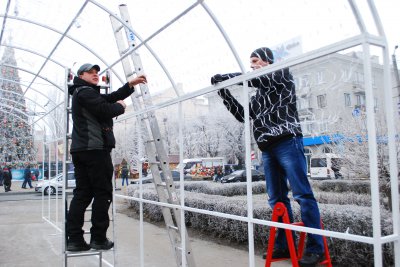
[327,111,399,210]
[0,46,35,164]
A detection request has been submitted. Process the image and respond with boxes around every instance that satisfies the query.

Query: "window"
[311,158,327,167]
[354,71,364,85]
[300,74,310,88]
[300,121,313,135]
[319,122,328,133]
[323,147,332,153]
[306,123,314,134]
[316,70,325,84]
[297,96,310,110]
[355,94,365,106]
[317,94,327,108]
[344,93,351,107]
[341,68,351,82]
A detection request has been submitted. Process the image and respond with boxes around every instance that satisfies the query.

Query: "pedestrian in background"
[3,166,12,192]
[0,165,3,186]
[121,165,129,186]
[22,164,33,189]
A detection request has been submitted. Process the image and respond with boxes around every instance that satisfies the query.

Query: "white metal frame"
[0,0,397,266]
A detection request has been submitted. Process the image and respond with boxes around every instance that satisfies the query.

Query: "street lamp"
[392,45,400,96]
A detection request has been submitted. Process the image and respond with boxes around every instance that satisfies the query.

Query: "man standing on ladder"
[66,63,146,251]
[211,47,324,267]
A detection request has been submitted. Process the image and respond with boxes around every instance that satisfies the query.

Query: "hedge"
[125,182,394,266]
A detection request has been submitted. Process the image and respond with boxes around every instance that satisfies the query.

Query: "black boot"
[90,238,114,250]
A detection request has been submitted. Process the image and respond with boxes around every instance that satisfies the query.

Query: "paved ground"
[0,181,290,267]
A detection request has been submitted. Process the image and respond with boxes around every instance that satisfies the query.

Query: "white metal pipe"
[200,2,246,72]
[92,0,199,96]
[115,34,384,124]
[348,0,367,33]
[22,0,91,97]
[114,193,377,244]
[362,41,383,266]
[0,14,126,85]
[177,102,187,266]
[137,111,144,267]
[242,80,255,267]
[367,1,400,264]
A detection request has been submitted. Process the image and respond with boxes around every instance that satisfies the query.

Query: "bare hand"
[117,100,126,109]
[128,75,147,87]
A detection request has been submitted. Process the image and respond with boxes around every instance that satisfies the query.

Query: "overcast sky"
[1,0,399,100]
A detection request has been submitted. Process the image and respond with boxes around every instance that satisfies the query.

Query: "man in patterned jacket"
[211,47,324,267]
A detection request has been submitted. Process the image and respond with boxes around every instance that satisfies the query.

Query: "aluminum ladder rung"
[66,251,102,257]
[113,24,124,33]
[167,224,179,231]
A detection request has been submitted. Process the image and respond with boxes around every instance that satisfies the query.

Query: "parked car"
[34,171,75,195]
[220,169,264,183]
[131,170,192,184]
[310,153,343,180]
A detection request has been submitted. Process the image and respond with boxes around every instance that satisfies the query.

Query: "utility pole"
[392,45,400,114]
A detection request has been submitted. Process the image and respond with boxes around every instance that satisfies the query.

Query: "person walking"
[121,164,129,186]
[34,167,40,181]
[66,63,147,252]
[0,165,3,186]
[3,166,12,192]
[211,47,324,267]
[22,164,33,189]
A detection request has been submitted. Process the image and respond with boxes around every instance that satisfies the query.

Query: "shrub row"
[181,179,373,196]
[310,179,371,194]
[183,181,266,196]
[125,186,393,266]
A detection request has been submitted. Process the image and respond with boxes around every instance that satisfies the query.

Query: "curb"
[0,190,37,196]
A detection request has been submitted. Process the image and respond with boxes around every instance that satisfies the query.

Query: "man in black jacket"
[211,47,324,267]
[66,63,146,251]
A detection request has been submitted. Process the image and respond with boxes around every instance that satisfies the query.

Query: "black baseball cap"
[77,63,100,75]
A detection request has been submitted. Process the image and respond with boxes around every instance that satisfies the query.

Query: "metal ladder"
[62,69,116,267]
[110,4,196,267]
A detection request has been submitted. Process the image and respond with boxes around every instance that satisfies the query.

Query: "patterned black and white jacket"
[214,68,303,151]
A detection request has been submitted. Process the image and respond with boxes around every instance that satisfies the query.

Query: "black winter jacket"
[216,68,302,151]
[68,77,134,152]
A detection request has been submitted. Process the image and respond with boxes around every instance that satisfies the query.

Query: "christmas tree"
[0,46,36,165]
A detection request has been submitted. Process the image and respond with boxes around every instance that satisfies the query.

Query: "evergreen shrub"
[125,180,393,266]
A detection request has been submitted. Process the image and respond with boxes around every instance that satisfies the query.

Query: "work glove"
[211,72,242,85]
[211,74,225,85]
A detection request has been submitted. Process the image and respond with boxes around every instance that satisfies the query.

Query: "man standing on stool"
[67,63,147,251]
[211,47,324,267]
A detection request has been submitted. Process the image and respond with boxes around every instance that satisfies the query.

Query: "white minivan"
[310,154,342,180]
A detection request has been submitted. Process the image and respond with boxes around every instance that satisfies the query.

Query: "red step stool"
[264,202,332,267]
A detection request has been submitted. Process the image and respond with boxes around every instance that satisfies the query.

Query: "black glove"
[217,88,232,99]
[211,74,224,85]
[211,72,242,85]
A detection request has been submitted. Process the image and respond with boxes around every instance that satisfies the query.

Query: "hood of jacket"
[68,76,101,95]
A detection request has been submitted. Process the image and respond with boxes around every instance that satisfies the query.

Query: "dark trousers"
[3,179,11,192]
[67,150,113,243]
[22,178,33,188]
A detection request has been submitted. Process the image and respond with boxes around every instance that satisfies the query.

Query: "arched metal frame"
[0,0,398,266]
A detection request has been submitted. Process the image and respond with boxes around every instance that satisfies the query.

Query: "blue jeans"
[121,177,129,186]
[262,137,323,254]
